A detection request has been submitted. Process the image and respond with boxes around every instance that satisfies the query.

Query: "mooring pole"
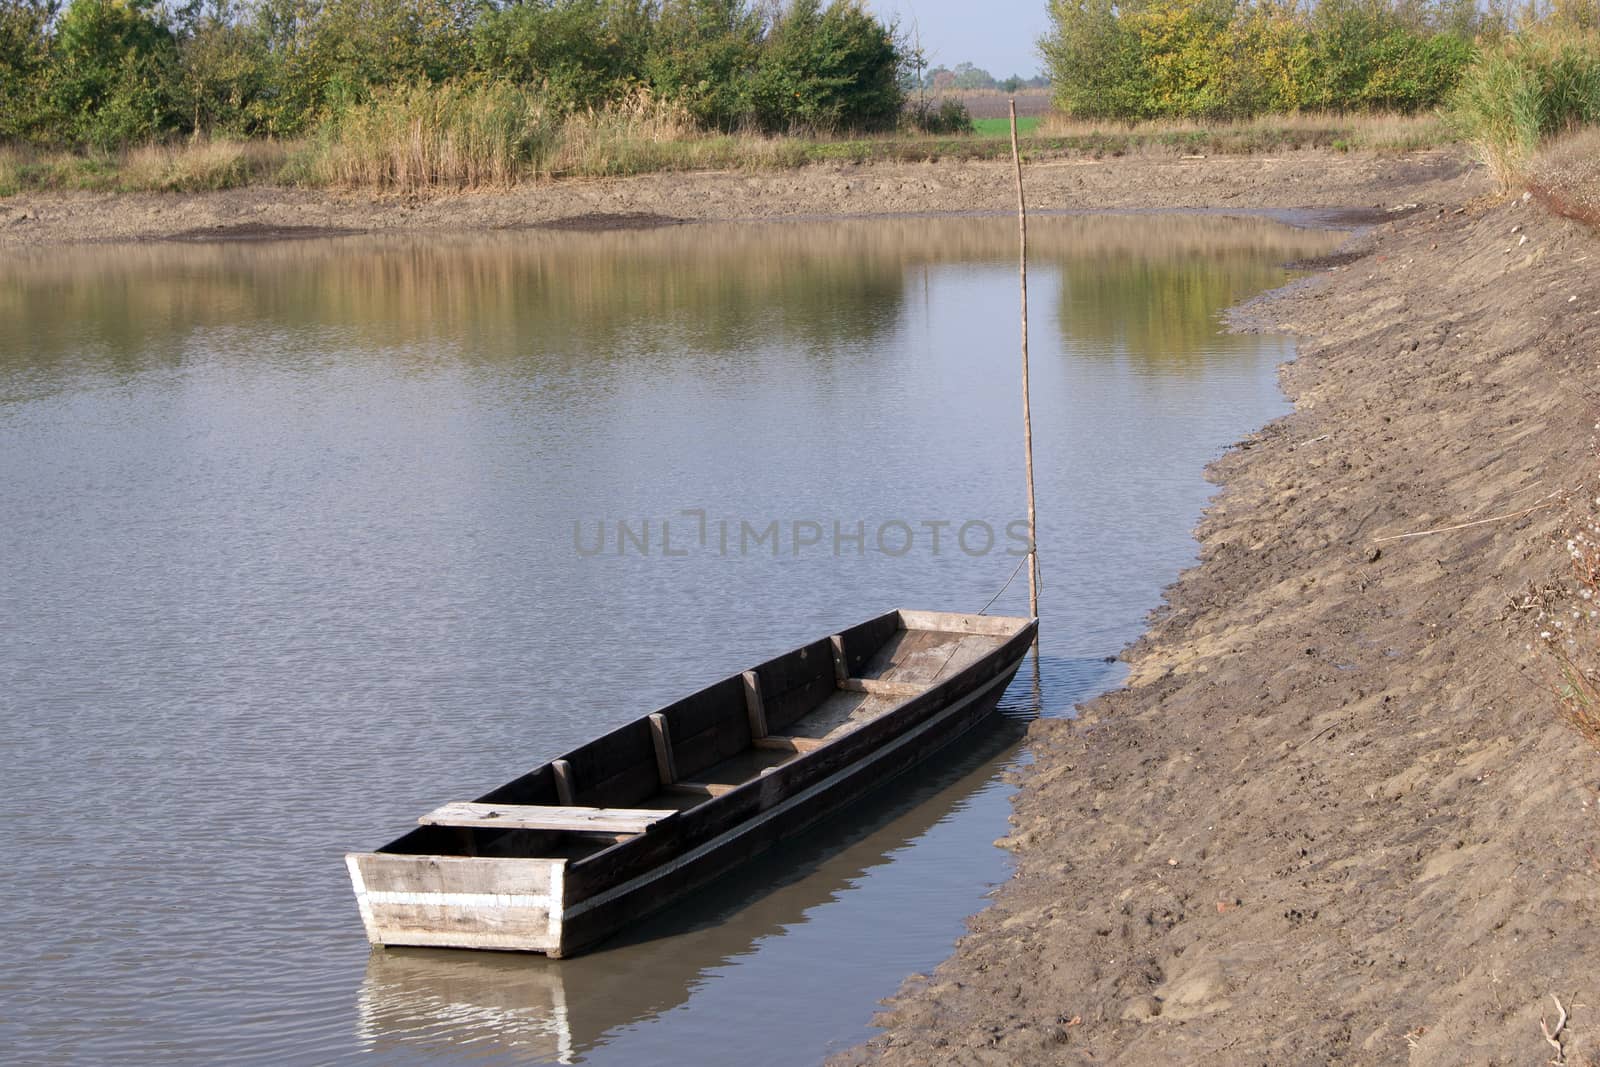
[1010,98,1040,621]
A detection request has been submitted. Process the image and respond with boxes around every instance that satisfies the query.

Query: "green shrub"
[643,0,764,130]
[750,0,902,133]
[51,0,181,148]
[175,13,268,137]
[474,0,653,116]
[1042,0,1476,119]
[903,97,972,134]
[1041,0,1155,119]
[0,0,55,142]
[1450,29,1600,188]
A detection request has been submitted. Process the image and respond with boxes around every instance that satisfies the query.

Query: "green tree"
[952,61,996,89]
[52,0,181,147]
[474,0,653,113]
[644,0,764,129]
[0,0,56,141]
[1041,0,1154,118]
[751,0,902,132]
[174,0,269,135]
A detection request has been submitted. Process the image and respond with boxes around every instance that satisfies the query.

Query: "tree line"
[1040,0,1599,119]
[0,0,907,149]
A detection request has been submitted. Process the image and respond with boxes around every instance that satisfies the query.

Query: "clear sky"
[868,1,1052,80]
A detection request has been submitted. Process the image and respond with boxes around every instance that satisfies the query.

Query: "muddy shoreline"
[0,149,1475,248]
[841,181,1600,1062]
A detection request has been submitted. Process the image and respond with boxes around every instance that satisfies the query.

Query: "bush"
[0,0,55,142]
[1042,0,1475,119]
[1450,29,1600,188]
[1041,0,1154,119]
[51,0,181,149]
[751,0,902,133]
[643,0,764,130]
[175,13,268,137]
[474,0,653,116]
[902,97,972,134]
[3,0,916,157]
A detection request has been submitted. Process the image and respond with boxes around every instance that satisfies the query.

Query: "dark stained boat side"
[346,608,1038,957]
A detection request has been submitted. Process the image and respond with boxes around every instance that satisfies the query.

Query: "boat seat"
[419,802,677,835]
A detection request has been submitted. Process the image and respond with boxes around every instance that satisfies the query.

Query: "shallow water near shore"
[0,213,1342,1064]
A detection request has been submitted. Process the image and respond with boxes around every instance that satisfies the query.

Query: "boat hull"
[347,610,1037,957]
[555,651,1025,955]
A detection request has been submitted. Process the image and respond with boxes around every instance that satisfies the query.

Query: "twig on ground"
[1291,719,1344,751]
[1372,490,1565,545]
[1541,993,1568,1065]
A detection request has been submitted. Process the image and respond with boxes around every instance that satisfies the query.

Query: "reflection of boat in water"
[354,706,1037,1064]
[347,610,1035,957]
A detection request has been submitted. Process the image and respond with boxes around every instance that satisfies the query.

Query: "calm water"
[0,214,1342,1065]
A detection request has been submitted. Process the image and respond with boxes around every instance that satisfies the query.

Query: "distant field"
[971,117,1042,137]
[948,89,1054,120]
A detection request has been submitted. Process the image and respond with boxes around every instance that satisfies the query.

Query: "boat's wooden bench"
[419,802,677,835]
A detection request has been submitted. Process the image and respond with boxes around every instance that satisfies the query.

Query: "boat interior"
[376,610,1031,865]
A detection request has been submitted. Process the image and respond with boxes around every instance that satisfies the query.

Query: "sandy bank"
[840,185,1600,1063]
[0,150,1478,248]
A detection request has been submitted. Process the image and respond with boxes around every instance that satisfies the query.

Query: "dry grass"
[119,139,288,192]
[1544,522,1600,752]
[300,82,561,192]
[550,89,722,176]
[0,103,1459,199]
[1529,126,1600,228]
[0,139,289,196]
[0,145,19,196]
[1038,111,1451,152]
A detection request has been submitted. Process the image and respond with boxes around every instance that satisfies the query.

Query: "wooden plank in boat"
[838,677,925,699]
[362,902,559,951]
[552,760,576,806]
[419,803,676,835]
[742,670,768,740]
[933,634,1007,681]
[897,610,1030,638]
[873,628,949,684]
[781,689,880,739]
[829,635,849,683]
[753,638,838,734]
[353,853,563,897]
[648,714,677,785]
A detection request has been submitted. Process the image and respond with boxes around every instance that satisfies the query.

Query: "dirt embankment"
[840,192,1600,1062]
[0,149,1475,248]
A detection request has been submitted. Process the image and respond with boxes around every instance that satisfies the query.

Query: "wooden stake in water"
[1010,99,1040,620]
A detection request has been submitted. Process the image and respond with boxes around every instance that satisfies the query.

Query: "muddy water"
[0,214,1342,1065]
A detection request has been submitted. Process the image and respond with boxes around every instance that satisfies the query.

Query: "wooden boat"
[346,608,1037,957]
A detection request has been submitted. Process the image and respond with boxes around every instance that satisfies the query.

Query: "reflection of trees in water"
[0,226,911,381]
[1054,250,1297,370]
[0,214,1341,387]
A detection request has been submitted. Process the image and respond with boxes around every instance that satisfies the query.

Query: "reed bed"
[301,82,560,192]
[1449,30,1600,190]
